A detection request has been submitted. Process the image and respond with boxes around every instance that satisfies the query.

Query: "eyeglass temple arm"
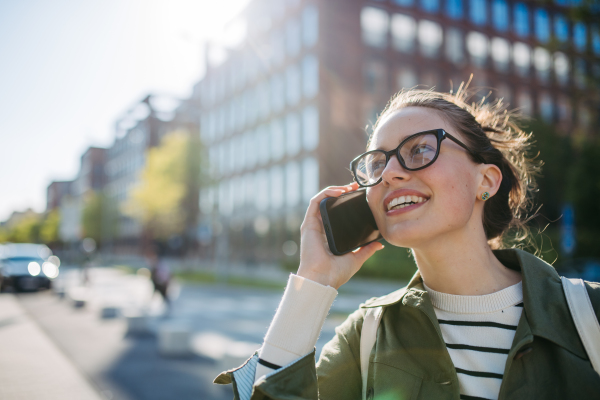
[444,132,486,164]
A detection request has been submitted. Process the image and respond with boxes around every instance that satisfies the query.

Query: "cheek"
[427,162,477,221]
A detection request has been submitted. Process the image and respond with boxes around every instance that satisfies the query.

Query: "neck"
[412,225,522,296]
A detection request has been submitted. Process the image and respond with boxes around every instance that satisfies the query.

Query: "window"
[285,161,301,207]
[270,74,285,113]
[491,37,510,72]
[228,138,236,173]
[393,0,415,6]
[554,52,569,85]
[219,179,234,216]
[270,166,284,210]
[255,169,269,211]
[470,0,487,25]
[593,27,600,55]
[391,13,416,52]
[286,64,301,106]
[534,9,550,43]
[397,68,418,89]
[302,5,318,48]
[286,18,301,57]
[234,135,245,171]
[199,187,215,215]
[259,81,271,120]
[245,129,258,168]
[364,60,387,94]
[420,0,439,13]
[361,7,389,48]
[302,157,319,203]
[557,96,571,124]
[270,119,285,161]
[243,172,254,208]
[514,3,529,37]
[446,28,464,65]
[246,88,258,125]
[302,55,319,99]
[554,15,568,42]
[466,31,489,67]
[302,105,319,151]
[517,91,532,115]
[492,0,508,31]
[574,58,586,89]
[533,47,551,82]
[574,22,587,52]
[286,113,301,156]
[538,92,553,122]
[446,0,463,19]
[271,31,285,66]
[257,125,270,165]
[513,42,531,76]
[418,20,443,58]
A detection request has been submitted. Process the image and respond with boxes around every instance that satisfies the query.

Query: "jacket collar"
[362,248,587,359]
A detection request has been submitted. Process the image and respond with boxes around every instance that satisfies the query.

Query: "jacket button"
[366,387,374,400]
[514,346,533,360]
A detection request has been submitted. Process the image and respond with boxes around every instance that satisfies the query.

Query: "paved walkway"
[0,293,103,400]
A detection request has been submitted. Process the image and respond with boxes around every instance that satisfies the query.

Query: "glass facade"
[492,0,508,31]
[535,8,550,43]
[420,0,439,13]
[573,22,587,52]
[446,0,463,20]
[361,7,389,48]
[391,13,417,52]
[514,3,529,37]
[470,0,487,26]
[554,15,569,42]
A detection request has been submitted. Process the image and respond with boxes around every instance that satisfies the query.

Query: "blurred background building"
[0,0,593,269]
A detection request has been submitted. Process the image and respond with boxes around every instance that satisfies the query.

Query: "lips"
[383,189,430,213]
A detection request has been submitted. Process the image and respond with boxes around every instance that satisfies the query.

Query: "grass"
[173,271,286,291]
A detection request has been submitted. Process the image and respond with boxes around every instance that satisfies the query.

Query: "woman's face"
[366,107,483,248]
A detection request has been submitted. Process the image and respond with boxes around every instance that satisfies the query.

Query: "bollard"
[124,312,151,336]
[157,323,191,357]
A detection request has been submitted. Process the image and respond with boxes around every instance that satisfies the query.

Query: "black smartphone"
[319,189,382,256]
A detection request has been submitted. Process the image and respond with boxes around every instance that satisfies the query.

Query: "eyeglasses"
[350,129,485,187]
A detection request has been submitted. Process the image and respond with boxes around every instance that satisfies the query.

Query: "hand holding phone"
[296,183,384,290]
[319,189,382,255]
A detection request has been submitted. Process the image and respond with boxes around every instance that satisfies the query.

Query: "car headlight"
[28,262,41,276]
[42,262,59,279]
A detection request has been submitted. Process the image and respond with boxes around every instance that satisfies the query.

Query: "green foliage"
[1,214,42,243]
[125,131,202,241]
[39,209,60,244]
[81,191,105,244]
[357,241,417,281]
[526,120,600,260]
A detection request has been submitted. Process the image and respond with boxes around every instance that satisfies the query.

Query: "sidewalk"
[0,294,103,400]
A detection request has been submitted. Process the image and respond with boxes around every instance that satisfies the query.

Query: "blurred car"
[0,243,60,292]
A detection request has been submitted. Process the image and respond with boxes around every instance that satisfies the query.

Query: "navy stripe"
[258,358,281,370]
[438,319,518,331]
[460,395,492,400]
[514,302,524,307]
[446,343,510,354]
[455,367,503,379]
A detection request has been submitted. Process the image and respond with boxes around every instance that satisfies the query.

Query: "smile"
[387,195,427,211]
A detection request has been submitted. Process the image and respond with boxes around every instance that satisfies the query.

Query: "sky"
[0,0,250,221]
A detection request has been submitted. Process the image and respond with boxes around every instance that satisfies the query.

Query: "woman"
[215,86,600,399]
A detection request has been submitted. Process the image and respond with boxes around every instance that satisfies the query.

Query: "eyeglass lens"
[355,133,438,186]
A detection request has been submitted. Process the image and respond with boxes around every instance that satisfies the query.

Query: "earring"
[481,192,490,201]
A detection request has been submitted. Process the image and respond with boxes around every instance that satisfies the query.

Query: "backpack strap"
[360,306,383,400]
[561,277,600,375]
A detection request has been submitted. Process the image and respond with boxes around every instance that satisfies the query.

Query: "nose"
[380,154,411,187]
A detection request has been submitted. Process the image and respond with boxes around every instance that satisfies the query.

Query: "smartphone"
[319,189,382,256]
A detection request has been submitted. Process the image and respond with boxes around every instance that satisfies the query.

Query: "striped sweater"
[423,281,524,400]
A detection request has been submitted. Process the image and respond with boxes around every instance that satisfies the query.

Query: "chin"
[380,224,429,249]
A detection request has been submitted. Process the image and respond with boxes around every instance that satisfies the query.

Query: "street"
[9,267,402,400]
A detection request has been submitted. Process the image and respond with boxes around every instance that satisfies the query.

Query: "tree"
[125,130,202,249]
[81,191,105,245]
[39,209,61,244]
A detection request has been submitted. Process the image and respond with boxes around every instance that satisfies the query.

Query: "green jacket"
[215,249,600,399]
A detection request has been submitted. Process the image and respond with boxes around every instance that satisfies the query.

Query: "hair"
[368,80,540,249]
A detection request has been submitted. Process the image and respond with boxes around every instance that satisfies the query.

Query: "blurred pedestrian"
[147,245,171,313]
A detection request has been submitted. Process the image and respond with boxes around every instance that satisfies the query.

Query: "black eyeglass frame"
[350,128,486,187]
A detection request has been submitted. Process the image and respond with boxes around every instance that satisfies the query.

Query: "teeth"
[387,196,427,210]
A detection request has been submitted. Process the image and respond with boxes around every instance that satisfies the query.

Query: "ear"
[478,164,503,199]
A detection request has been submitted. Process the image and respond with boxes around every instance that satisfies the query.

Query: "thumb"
[351,241,384,266]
